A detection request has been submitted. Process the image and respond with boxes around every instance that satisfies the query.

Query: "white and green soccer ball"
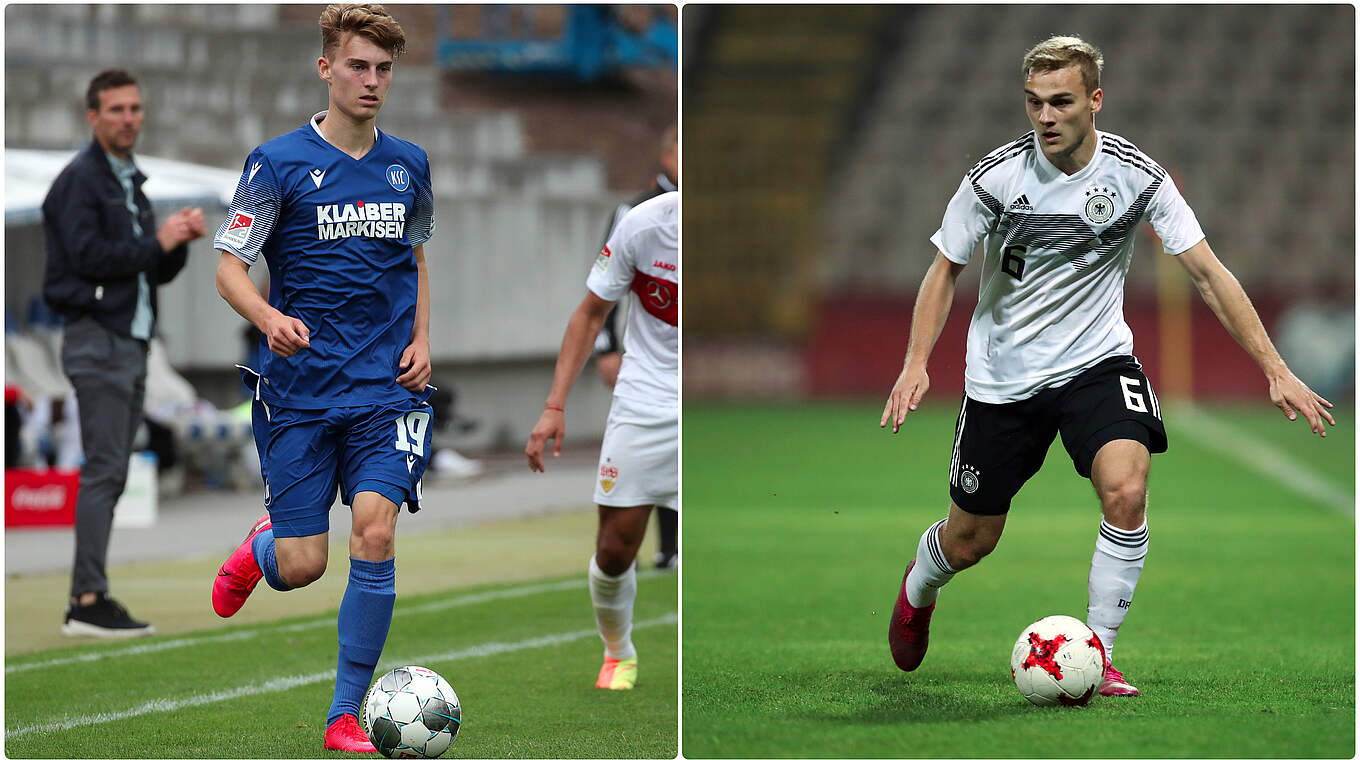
[1009,615,1106,707]
[362,665,462,758]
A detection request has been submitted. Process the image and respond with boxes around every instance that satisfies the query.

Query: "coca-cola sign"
[11,484,70,510]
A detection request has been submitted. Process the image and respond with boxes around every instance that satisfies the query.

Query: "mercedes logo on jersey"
[646,281,672,309]
[1083,186,1117,225]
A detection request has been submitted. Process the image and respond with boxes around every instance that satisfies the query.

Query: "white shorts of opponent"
[593,394,678,510]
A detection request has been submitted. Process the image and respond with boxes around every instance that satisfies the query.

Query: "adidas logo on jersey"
[315,201,407,241]
[1008,194,1034,212]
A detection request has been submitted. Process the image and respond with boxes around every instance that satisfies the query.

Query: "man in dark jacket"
[42,68,205,637]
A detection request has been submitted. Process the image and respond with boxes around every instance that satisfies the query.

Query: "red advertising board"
[5,468,79,528]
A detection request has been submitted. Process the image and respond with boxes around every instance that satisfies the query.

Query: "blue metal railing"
[436,5,676,81]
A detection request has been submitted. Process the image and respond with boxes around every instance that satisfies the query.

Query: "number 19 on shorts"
[393,410,431,456]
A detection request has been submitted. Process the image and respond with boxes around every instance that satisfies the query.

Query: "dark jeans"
[61,317,147,599]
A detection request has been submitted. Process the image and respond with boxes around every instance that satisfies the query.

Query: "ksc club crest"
[386,164,410,192]
[599,461,620,493]
[1083,186,1116,225]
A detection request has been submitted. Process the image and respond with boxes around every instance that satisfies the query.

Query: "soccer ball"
[362,665,462,758]
[1009,615,1106,706]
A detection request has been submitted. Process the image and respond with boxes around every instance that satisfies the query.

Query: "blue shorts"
[250,398,434,538]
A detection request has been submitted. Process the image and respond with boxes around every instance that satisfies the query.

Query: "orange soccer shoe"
[595,656,638,690]
[323,714,378,753]
[888,560,936,672]
[211,514,272,618]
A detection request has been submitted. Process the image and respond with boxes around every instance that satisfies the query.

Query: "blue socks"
[327,557,396,726]
[252,528,291,592]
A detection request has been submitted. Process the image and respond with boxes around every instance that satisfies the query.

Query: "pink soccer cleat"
[888,560,935,671]
[211,514,272,618]
[1098,663,1140,697]
[323,713,378,753]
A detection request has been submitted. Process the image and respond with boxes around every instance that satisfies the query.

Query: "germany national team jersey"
[587,191,678,406]
[214,111,436,409]
[930,129,1204,403]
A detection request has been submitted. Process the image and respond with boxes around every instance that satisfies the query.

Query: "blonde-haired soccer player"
[882,35,1332,698]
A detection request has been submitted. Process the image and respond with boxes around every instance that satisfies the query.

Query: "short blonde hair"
[1021,35,1103,95]
[319,4,407,61]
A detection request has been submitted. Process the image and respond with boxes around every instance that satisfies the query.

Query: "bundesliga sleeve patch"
[220,211,255,249]
[593,245,612,273]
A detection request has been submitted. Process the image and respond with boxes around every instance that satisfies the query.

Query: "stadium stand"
[685,5,1354,400]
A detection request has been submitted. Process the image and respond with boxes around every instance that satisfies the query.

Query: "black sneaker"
[61,594,154,638]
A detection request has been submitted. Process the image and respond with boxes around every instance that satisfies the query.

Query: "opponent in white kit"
[526,190,678,690]
[880,36,1333,697]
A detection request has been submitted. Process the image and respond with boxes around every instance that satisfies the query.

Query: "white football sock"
[905,519,956,608]
[1086,520,1148,665]
[588,554,637,660]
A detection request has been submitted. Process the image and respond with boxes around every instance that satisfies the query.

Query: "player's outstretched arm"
[525,291,616,472]
[882,251,966,433]
[215,252,311,359]
[397,245,432,392]
[1177,240,1335,437]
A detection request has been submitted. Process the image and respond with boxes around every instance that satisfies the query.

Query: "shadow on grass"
[791,667,1029,726]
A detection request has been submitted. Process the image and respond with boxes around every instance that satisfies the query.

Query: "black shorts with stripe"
[948,355,1168,515]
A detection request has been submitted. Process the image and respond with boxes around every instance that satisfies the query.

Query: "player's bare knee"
[595,533,638,576]
[1099,479,1147,528]
[279,552,326,587]
[948,538,995,569]
[352,522,395,560]
[595,548,635,576]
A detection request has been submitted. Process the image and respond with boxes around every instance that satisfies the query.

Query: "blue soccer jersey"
[214,110,436,409]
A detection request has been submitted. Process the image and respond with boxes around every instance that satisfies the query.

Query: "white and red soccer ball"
[362,665,461,758]
[1010,615,1106,706]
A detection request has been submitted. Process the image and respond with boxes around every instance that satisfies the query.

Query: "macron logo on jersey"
[247,162,262,185]
[315,201,407,241]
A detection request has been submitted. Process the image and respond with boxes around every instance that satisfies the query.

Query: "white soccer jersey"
[586,191,678,405]
[930,130,1205,403]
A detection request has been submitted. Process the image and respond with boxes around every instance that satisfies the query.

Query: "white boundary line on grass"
[6,614,677,741]
[7,571,667,675]
[1166,402,1353,517]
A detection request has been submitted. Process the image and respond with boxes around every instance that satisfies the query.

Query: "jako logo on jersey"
[653,259,677,272]
[315,201,407,240]
[1008,194,1034,212]
[386,164,410,192]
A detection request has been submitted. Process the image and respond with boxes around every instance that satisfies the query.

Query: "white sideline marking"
[4,631,258,675]
[1167,402,1353,517]
[5,614,677,741]
[7,571,667,675]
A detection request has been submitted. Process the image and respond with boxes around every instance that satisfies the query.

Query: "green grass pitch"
[682,400,1354,758]
[4,572,677,758]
